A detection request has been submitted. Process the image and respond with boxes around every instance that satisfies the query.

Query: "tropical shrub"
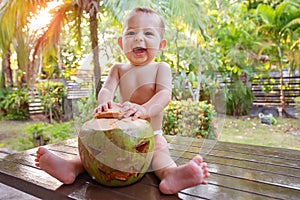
[225,80,254,116]
[0,88,9,117]
[15,121,75,151]
[1,87,29,120]
[163,100,217,139]
[72,91,98,131]
[35,81,65,122]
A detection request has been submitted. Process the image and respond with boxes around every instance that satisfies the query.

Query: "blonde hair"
[123,7,165,37]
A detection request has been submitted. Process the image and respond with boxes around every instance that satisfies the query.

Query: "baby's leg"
[35,147,84,184]
[152,135,210,194]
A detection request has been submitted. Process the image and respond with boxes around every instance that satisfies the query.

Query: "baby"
[36,7,209,194]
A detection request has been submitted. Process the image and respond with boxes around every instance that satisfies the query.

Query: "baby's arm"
[121,62,172,120]
[93,64,120,114]
[142,62,172,117]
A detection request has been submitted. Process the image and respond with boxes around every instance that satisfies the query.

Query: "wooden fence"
[66,72,94,100]
[251,76,300,106]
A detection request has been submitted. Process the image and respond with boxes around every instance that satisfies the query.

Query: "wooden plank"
[0,170,71,200]
[1,135,300,199]
[0,139,181,199]
[166,136,300,199]
[168,146,300,178]
[1,155,181,199]
[180,184,279,200]
[0,156,62,190]
[165,136,300,161]
[57,136,300,199]
[67,175,181,200]
[170,150,300,192]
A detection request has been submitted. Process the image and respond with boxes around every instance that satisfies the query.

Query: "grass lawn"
[0,120,38,151]
[219,116,300,150]
[0,117,299,151]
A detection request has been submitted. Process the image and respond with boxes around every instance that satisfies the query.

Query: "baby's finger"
[116,103,122,108]
[132,110,142,120]
[124,108,137,118]
[94,105,106,114]
[121,102,131,112]
[107,101,113,109]
[93,106,102,114]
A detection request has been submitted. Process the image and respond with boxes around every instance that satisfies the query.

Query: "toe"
[192,155,203,165]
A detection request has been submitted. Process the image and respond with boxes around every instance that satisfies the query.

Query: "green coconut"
[78,115,154,187]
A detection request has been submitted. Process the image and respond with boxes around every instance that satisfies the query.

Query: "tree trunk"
[175,29,180,74]
[89,1,101,99]
[2,49,13,88]
[277,46,294,118]
[195,44,203,102]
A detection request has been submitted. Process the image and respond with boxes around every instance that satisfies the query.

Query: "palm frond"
[256,24,274,36]
[103,0,158,23]
[38,2,72,54]
[0,0,48,52]
[283,17,300,30]
[103,0,208,40]
[257,4,275,24]
[168,0,208,40]
[274,1,289,19]
[286,0,300,8]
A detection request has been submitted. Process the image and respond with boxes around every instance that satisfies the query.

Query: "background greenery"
[0,0,299,151]
[1,116,299,151]
[163,100,217,139]
[0,0,299,119]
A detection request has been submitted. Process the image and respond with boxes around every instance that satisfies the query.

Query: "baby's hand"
[120,102,147,120]
[93,101,112,115]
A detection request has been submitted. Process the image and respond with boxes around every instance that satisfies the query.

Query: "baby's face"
[119,12,165,66]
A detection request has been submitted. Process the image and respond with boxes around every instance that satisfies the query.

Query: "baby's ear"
[159,39,167,51]
[118,37,123,49]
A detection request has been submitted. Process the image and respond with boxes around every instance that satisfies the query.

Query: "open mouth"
[133,47,147,54]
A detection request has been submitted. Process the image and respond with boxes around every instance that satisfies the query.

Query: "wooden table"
[1,135,300,199]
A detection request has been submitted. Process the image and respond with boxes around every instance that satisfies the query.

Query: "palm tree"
[0,0,207,96]
[0,0,97,88]
[256,1,300,117]
[0,0,70,88]
[72,0,101,97]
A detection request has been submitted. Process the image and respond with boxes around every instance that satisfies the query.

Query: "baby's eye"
[145,32,154,36]
[126,31,135,35]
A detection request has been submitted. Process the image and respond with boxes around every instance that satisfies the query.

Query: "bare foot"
[35,147,83,184]
[159,155,210,194]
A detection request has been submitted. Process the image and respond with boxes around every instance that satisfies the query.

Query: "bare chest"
[118,65,158,103]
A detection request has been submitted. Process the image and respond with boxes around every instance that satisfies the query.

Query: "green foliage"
[0,88,8,106]
[35,81,65,122]
[255,1,300,110]
[163,100,217,139]
[225,80,254,116]
[295,97,300,104]
[16,121,75,151]
[72,91,97,131]
[0,87,29,120]
[61,47,84,79]
[256,1,300,70]
[0,88,9,119]
[172,71,193,100]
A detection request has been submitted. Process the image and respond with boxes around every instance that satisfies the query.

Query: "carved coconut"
[78,108,154,187]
